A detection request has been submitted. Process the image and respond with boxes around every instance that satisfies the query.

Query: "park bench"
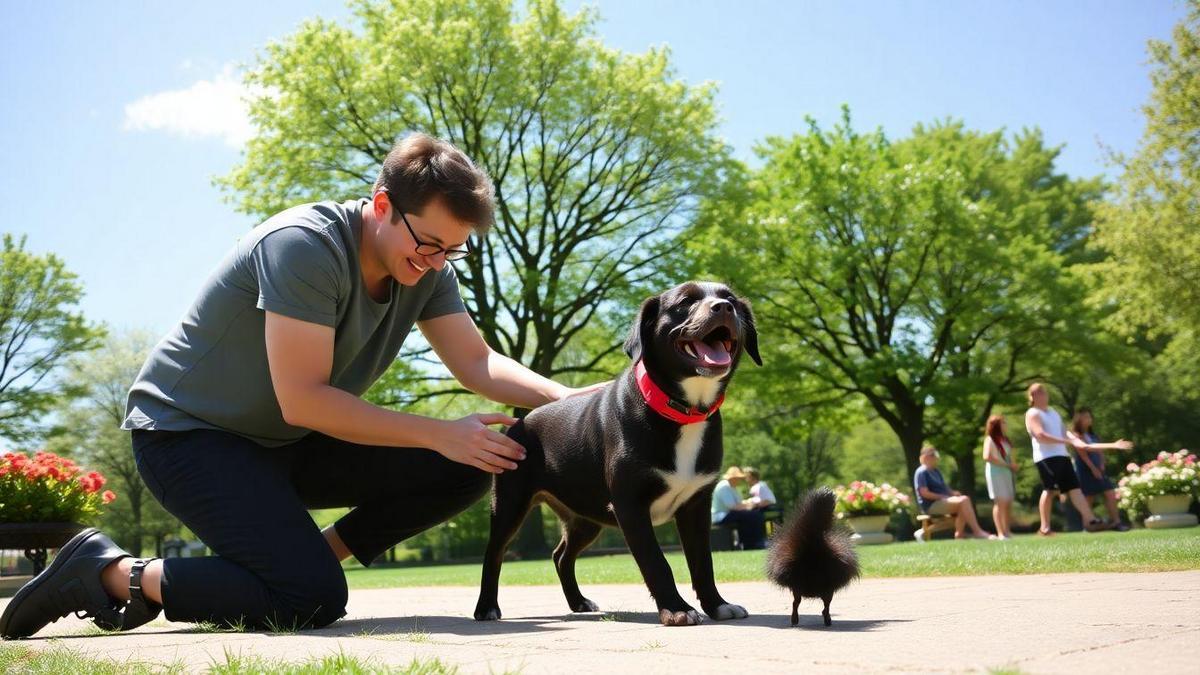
[710,507,784,551]
[916,513,955,542]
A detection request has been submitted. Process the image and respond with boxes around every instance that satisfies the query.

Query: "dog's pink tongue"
[692,340,731,366]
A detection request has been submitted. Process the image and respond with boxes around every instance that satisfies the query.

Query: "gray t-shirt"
[122,199,466,447]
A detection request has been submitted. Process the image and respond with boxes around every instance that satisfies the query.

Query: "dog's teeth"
[687,343,698,358]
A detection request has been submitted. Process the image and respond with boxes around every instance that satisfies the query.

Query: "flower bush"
[0,451,116,523]
[834,481,912,518]
[1117,449,1199,515]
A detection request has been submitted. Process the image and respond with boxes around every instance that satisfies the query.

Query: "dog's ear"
[734,297,762,366]
[624,295,661,362]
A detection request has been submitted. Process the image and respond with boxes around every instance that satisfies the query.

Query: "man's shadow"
[42,610,907,640]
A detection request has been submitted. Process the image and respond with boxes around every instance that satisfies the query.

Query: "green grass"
[0,644,458,674]
[346,527,1200,589]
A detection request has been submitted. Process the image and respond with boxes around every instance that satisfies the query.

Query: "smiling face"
[625,281,761,385]
[364,192,474,287]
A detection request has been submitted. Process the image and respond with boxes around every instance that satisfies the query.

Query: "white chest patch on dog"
[679,376,723,408]
[649,422,719,525]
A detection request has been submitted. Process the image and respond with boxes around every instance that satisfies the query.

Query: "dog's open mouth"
[676,326,736,368]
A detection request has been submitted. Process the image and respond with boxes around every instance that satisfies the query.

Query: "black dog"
[473,281,761,626]
[765,487,860,626]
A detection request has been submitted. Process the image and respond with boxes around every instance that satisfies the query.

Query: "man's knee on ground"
[269,567,348,630]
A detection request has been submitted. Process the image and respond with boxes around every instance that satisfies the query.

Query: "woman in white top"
[742,467,777,509]
[982,414,1019,539]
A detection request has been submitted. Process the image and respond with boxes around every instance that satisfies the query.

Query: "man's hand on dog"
[433,413,526,474]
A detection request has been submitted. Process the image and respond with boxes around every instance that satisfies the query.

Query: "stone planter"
[1145,494,1198,529]
[0,522,87,575]
[846,514,893,545]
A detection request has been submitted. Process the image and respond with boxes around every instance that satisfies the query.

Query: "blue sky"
[0,1,1186,338]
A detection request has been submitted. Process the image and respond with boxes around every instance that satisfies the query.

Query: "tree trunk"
[951,446,977,497]
[128,483,144,557]
[899,426,924,484]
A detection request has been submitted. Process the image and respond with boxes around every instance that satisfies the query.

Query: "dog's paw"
[570,598,600,613]
[473,606,502,621]
[658,608,702,626]
[707,603,749,621]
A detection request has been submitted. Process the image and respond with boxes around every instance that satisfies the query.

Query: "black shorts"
[1036,456,1080,493]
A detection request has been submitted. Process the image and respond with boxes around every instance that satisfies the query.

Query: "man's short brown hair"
[374,132,495,231]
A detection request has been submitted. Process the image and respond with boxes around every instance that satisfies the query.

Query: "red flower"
[102,490,116,504]
[847,493,857,503]
[865,492,876,501]
[78,472,106,494]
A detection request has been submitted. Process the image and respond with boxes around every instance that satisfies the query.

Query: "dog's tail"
[765,487,859,596]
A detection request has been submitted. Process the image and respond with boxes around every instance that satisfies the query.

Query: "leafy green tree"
[221,0,728,384]
[44,329,181,555]
[693,110,1103,489]
[221,0,731,555]
[0,234,105,443]
[1091,1,1200,391]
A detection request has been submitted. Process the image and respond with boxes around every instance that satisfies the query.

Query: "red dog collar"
[635,359,725,425]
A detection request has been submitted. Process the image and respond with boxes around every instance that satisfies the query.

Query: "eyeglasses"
[397,209,472,261]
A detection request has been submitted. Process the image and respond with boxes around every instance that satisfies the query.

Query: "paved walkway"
[3,571,1197,673]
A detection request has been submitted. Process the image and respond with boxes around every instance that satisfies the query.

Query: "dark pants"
[717,509,766,550]
[132,428,490,630]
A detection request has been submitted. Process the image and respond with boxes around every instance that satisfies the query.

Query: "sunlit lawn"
[345,527,1200,590]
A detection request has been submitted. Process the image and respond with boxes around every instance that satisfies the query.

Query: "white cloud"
[123,65,261,147]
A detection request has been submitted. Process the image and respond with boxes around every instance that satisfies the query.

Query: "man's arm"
[915,472,946,502]
[264,311,524,474]
[419,312,604,408]
[917,486,945,502]
[716,484,748,512]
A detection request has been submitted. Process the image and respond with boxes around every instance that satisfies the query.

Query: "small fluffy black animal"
[765,487,860,626]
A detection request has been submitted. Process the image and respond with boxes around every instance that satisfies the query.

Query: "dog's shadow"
[318,611,907,638]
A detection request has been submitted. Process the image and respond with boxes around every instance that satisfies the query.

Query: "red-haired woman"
[982,415,1019,539]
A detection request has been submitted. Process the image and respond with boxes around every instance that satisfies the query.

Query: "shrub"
[0,451,116,523]
[1117,449,1199,515]
[833,480,912,518]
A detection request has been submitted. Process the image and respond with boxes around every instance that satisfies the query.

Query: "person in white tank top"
[1028,406,1070,463]
[1024,383,1109,535]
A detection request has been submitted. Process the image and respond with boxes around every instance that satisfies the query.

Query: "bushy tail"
[766,487,859,595]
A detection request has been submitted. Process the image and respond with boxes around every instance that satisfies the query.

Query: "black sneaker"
[0,528,129,639]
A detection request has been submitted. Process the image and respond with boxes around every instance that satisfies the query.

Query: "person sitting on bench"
[711,467,766,550]
[742,466,776,510]
[913,446,996,540]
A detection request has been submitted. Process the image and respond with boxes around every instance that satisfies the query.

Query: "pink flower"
[102,490,116,504]
[1126,463,1140,473]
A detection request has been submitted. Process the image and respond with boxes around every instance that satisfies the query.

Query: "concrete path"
[3,571,1197,673]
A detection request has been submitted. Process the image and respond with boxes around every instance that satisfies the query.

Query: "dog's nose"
[709,299,734,314]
